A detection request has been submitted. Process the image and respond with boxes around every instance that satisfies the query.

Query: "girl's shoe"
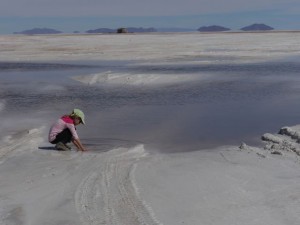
[55,142,70,151]
[64,143,72,150]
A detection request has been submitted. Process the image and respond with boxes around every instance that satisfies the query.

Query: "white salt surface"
[1,32,300,63]
[1,33,300,225]
[136,147,300,225]
[0,125,300,225]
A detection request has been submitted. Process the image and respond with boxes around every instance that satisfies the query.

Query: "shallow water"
[1,58,300,152]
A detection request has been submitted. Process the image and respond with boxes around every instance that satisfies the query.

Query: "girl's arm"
[72,138,88,151]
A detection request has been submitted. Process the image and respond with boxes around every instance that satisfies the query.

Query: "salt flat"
[1,33,300,225]
[0,125,300,225]
[1,32,300,62]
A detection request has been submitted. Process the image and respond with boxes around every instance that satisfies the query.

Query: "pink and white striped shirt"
[48,116,79,142]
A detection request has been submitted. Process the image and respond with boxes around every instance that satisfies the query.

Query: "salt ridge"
[72,71,202,87]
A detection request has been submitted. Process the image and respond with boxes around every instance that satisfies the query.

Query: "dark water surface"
[1,59,300,152]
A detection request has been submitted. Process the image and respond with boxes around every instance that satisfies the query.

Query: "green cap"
[72,108,85,125]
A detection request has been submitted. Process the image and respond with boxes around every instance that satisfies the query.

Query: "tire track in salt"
[75,145,162,225]
[75,171,104,225]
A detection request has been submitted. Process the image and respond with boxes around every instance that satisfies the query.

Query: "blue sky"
[1,0,300,34]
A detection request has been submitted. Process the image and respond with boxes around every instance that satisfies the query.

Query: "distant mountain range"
[197,24,274,32]
[86,27,157,33]
[198,25,231,32]
[156,28,197,32]
[86,28,116,33]
[240,23,274,31]
[13,28,63,35]
[14,24,275,34]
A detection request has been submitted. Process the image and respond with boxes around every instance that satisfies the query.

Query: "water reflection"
[1,60,300,152]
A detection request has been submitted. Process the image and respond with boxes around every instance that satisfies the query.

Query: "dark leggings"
[51,129,72,144]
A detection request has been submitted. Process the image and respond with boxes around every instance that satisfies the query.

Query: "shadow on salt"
[81,137,142,153]
[38,138,141,153]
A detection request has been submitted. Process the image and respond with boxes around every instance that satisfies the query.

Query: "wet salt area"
[1,57,300,152]
[0,62,92,71]
[130,61,300,74]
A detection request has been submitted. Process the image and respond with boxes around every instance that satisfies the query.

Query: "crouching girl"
[48,109,87,151]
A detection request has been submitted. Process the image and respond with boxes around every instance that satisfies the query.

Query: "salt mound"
[262,125,300,156]
[0,127,44,162]
[72,71,200,87]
